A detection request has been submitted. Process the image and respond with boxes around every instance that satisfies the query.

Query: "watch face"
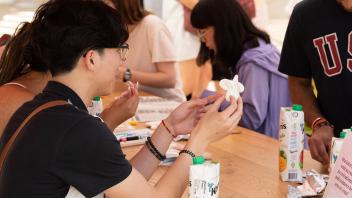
[123,69,132,82]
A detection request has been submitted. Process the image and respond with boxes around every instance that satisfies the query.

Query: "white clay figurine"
[219,75,245,101]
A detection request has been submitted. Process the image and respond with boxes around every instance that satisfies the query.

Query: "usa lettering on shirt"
[313,31,352,77]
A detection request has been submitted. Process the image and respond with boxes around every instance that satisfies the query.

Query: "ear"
[83,50,97,72]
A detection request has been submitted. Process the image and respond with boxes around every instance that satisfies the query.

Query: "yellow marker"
[128,121,139,126]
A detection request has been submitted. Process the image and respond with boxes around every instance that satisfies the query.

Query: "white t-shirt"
[125,14,185,102]
[161,0,200,61]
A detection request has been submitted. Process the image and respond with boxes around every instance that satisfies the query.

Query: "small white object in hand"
[219,75,244,101]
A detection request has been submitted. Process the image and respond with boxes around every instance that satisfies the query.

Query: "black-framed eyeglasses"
[82,43,129,62]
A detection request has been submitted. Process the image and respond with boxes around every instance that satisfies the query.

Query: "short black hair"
[191,0,270,77]
[30,0,129,76]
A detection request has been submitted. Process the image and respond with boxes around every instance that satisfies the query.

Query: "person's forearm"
[153,131,207,197]
[288,77,323,126]
[130,123,173,179]
[100,109,125,131]
[130,70,176,88]
[180,0,199,10]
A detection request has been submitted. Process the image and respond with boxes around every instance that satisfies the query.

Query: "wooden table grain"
[121,127,327,198]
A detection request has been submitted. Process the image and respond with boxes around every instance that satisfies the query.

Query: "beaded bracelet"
[145,137,166,161]
[179,149,196,158]
[179,149,205,164]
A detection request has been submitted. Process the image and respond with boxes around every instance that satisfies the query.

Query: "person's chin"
[344,6,352,12]
[100,84,115,96]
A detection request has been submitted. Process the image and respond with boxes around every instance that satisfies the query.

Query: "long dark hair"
[191,0,270,75]
[0,22,47,85]
[108,0,150,25]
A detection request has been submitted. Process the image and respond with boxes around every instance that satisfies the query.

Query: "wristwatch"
[123,68,132,82]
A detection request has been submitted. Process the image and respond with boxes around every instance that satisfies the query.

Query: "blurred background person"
[105,0,186,102]
[279,0,352,164]
[191,0,291,138]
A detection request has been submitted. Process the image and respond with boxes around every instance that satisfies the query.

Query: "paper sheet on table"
[135,96,181,122]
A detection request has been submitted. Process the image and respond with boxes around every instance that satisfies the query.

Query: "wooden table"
[104,86,327,198]
[121,127,327,198]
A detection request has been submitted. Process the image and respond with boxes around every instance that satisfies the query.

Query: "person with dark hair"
[191,0,291,138]
[104,0,186,102]
[0,34,11,58]
[0,0,243,197]
[278,0,352,165]
[0,23,53,135]
[0,22,138,136]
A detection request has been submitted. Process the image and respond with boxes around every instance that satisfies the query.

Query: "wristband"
[313,121,334,131]
[145,137,166,161]
[311,117,324,130]
[310,117,334,136]
[179,149,205,165]
[162,120,177,138]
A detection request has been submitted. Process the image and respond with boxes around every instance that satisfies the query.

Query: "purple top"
[202,39,291,138]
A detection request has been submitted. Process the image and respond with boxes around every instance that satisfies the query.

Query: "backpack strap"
[0,100,69,171]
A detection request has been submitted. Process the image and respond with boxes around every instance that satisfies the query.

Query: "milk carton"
[87,96,103,117]
[329,128,351,172]
[189,162,220,198]
[279,104,305,182]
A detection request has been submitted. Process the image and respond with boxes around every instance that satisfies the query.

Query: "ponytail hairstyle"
[0,22,47,85]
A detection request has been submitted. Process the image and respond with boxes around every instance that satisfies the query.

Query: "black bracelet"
[145,140,163,160]
[145,137,166,161]
[179,149,195,158]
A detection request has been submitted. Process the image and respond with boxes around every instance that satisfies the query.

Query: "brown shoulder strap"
[0,100,68,171]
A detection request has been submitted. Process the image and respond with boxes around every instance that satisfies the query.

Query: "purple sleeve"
[200,90,230,111]
[238,62,269,130]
